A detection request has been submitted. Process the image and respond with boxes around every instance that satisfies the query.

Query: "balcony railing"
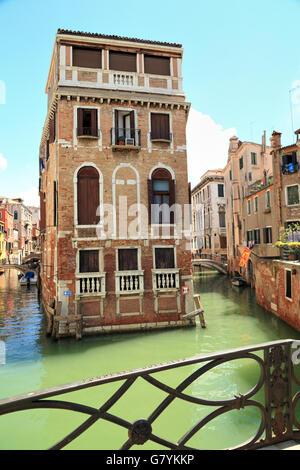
[281,162,299,174]
[76,273,106,296]
[113,73,134,87]
[115,270,144,294]
[152,268,180,291]
[111,128,141,147]
[2,339,300,450]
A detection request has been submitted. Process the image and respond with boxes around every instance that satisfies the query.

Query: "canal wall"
[254,257,300,331]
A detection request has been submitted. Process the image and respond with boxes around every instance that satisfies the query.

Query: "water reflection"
[0,270,44,364]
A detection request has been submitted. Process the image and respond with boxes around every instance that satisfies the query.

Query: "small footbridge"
[0,253,40,275]
[192,256,228,275]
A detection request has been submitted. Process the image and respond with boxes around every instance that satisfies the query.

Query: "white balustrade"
[152,269,180,291]
[115,270,144,294]
[76,274,106,296]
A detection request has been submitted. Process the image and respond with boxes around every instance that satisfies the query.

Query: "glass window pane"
[153,180,169,191]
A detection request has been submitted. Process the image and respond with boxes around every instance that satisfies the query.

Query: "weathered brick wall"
[254,257,300,331]
[40,96,193,331]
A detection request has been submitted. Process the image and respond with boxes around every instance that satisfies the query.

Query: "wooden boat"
[19,271,37,285]
[231,276,247,287]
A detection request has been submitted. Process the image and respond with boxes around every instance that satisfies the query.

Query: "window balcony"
[152,268,180,291]
[281,162,299,174]
[115,270,144,294]
[111,128,141,149]
[76,273,106,297]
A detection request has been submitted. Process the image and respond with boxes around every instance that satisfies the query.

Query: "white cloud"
[0,153,7,171]
[186,108,236,188]
[19,187,39,207]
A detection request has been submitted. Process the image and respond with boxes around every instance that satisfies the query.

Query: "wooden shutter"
[77,167,100,225]
[73,47,102,69]
[148,179,153,224]
[90,109,98,137]
[40,192,46,231]
[151,113,170,139]
[169,179,176,224]
[130,110,135,138]
[80,250,99,273]
[144,55,170,76]
[155,248,175,269]
[77,108,83,136]
[118,249,138,271]
[109,51,136,72]
[49,113,56,143]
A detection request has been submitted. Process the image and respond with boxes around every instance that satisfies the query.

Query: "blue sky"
[1,0,300,203]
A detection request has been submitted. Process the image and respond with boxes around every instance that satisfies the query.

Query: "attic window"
[72,47,102,69]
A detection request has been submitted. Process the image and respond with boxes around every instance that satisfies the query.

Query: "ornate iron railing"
[1,339,300,450]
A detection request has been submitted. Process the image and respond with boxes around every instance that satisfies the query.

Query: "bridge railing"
[1,339,300,450]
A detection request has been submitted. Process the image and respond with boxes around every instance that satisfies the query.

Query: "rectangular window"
[154,247,175,269]
[251,152,257,165]
[218,184,224,197]
[77,108,98,137]
[239,157,243,169]
[266,190,271,209]
[263,227,272,244]
[248,172,252,182]
[109,51,136,72]
[73,47,102,69]
[150,113,170,140]
[254,229,260,245]
[229,170,232,181]
[254,196,258,213]
[285,269,292,299]
[53,181,57,227]
[286,185,299,206]
[79,250,99,273]
[247,200,251,215]
[207,186,210,198]
[144,55,170,76]
[118,248,138,271]
[219,212,226,227]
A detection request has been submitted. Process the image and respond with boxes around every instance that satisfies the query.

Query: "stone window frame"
[254,196,258,213]
[152,244,178,270]
[73,105,102,150]
[75,247,104,276]
[73,162,104,229]
[286,184,300,207]
[247,199,251,215]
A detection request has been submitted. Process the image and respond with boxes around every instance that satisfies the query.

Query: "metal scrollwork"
[0,339,299,450]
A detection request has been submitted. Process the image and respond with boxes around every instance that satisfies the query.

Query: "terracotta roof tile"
[57,29,182,48]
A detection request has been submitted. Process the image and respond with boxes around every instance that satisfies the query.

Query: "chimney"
[228,136,239,154]
[295,129,300,146]
[270,131,281,149]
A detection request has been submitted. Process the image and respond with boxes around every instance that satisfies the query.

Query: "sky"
[1,0,300,205]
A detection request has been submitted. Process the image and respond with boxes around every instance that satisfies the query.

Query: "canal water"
[0,268,300,450]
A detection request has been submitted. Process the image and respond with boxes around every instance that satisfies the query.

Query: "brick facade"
[39,30,195,338]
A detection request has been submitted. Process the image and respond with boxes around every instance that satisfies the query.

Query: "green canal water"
[0,268,300,450]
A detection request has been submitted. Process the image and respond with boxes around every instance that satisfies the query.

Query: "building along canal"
[0,267,300,450]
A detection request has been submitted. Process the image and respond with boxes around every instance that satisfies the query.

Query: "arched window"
[148,168,175,224]
[77,166,100,225]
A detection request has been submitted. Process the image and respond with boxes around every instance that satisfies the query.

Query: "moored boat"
[19,271,37,285]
